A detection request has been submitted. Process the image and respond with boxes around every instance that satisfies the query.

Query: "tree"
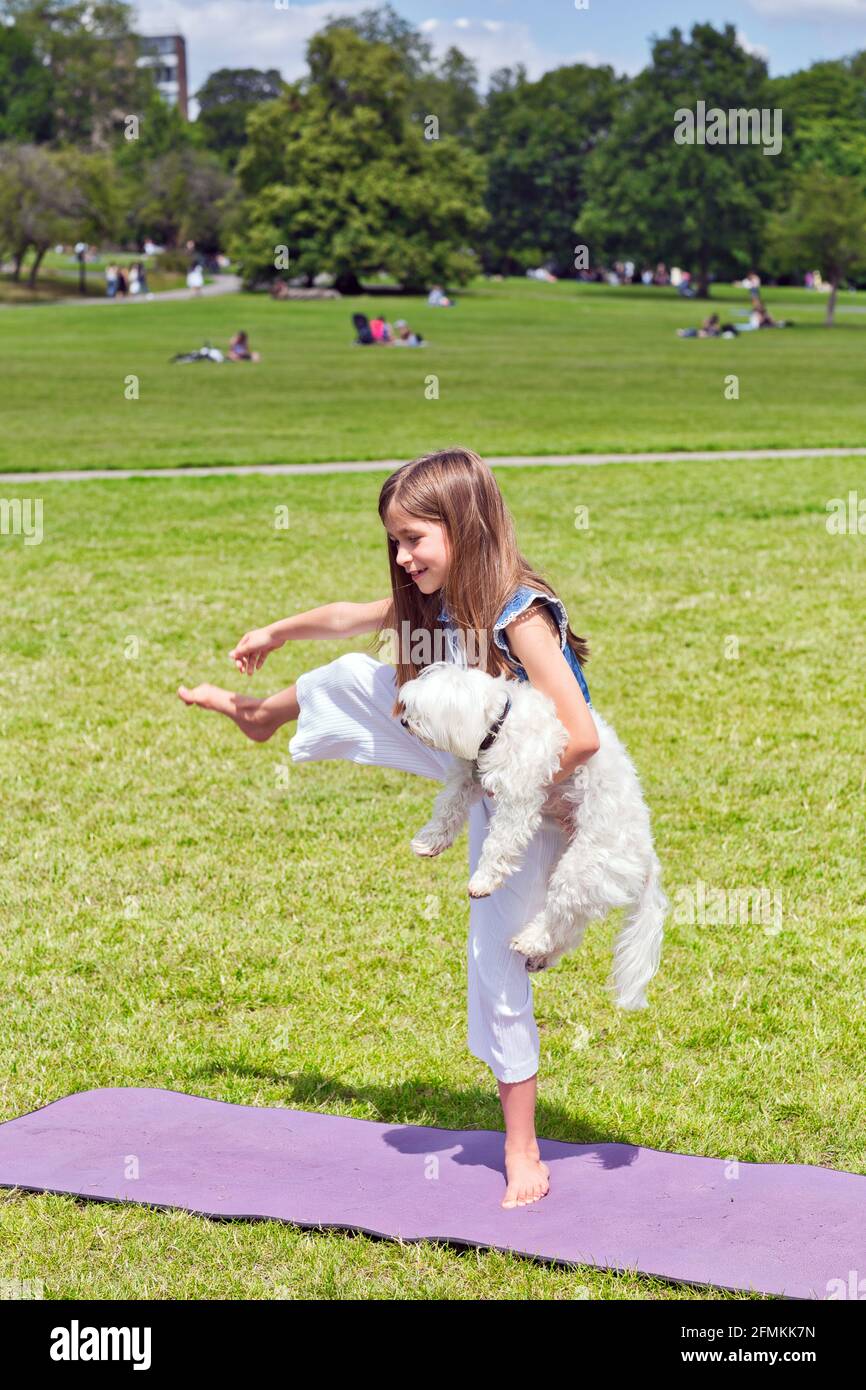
[113,82,195,209]
[767,56,866,197]
[322,3,434,83]
[125,146,238,252]
[0,144,71,281]
[193,68,285,169]
[56,145,123,287]
[0,142,117,284]
[323,4,479,135]
[232,26,487,291]
[770,56,866,128]
[578,23,778,296]
[413,46,481,142]
[768,166,866,324]
[474,62,623,275]
[2,0,153,148]
[0,18,53,141]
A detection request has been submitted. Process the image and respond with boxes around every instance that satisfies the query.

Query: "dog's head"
[396,662,511,761]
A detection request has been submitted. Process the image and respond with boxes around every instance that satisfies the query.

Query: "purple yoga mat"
[0,1086,860,1299]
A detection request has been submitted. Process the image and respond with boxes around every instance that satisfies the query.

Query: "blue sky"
[134,0,866,103]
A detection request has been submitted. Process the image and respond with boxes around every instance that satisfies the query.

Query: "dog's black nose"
[400,717,408,728]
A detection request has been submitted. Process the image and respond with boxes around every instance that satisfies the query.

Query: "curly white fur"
[397,662,667,1010]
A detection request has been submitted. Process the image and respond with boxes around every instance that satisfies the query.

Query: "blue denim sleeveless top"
[438,584,592,709]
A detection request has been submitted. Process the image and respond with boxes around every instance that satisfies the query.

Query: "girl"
[178,447,600,1209]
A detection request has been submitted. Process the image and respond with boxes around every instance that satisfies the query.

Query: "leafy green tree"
[193,68,285,169]
[125,90,193,160]
[111,83,195,224]
[323,4,479,136]
[770,57,866,127]
[125,146,238,252]
[413,46,480,142]
[769,56,866,191]
[0,143,73,281]
[2,0,154,148]
[579,23,777,296]
[232,26,487,292]
[783,118,866,185]
[768,166,866,324]
[474,61,623,275]
[322,3,434,84]
[0,142,117,284]
[0,18,53,141]
[56,145,123,286]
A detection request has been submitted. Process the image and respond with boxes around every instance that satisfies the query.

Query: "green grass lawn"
[1,456,864,1298]
[2,278,865,471]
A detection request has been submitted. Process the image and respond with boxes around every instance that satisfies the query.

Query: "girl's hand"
[541,784,573,836]
[230,626,282,676]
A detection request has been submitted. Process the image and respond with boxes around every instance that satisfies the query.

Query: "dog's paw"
[510,925,552,958]
[411,834,450,857]
[509,936,558,973]
[524,953,554,972]
[468,872,499,898]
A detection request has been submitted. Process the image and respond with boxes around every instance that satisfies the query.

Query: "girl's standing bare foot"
[503,1146,551,1208]
[177,683,299,742]
[498,1073,551,1208]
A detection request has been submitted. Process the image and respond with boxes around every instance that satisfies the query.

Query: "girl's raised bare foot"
[502,1146,551,1208]
[177,683,283,742]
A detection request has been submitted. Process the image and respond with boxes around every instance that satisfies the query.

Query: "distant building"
[138,35,189,119]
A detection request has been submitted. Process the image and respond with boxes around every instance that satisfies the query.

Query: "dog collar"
[478,694,512,752]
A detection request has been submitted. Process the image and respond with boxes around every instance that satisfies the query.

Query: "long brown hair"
[363,446,591,716]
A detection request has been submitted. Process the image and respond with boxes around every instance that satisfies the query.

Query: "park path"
[54,273,242,305]
[1,446,865,484]
[0,272,241,307]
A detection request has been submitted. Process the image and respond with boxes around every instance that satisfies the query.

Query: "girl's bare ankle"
[504,1138,540,1159]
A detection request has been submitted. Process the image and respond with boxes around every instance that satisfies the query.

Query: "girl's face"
[385,506,449,593]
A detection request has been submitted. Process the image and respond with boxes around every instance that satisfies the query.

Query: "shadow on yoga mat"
[0,1086,860,1300]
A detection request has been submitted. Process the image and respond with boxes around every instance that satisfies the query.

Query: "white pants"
[288,652,568,1084]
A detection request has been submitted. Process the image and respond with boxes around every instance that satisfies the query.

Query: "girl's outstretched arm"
[231,598,392,675]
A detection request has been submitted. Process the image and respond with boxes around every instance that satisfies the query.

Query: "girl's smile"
[385,508,449,590]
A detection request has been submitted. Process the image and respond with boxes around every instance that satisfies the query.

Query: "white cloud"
[133,0,366,103]
[408,17,631,84]
[132,3,636,101]
[736,29,770,60]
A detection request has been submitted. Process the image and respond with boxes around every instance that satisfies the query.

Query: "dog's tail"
[608,850,667,1011]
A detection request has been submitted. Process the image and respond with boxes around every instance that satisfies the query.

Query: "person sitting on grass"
[227,331,261,362]
[427,284,453,307]
[742,299,792,329]
[677,313,735,338]
[393,319,424,346]
[753,299,778,328]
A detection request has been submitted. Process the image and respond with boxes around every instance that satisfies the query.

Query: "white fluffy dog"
[397,662,667,1010]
